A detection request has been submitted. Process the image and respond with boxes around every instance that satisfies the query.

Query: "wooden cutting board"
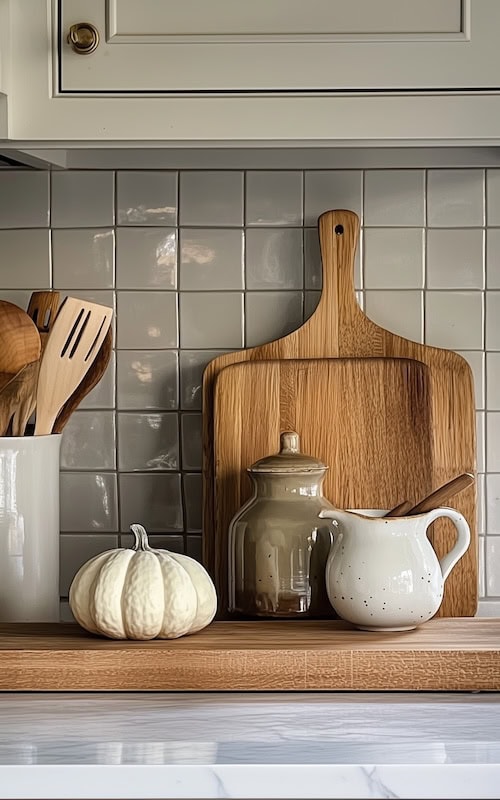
[203,210,477,617]
[2,620,498,691]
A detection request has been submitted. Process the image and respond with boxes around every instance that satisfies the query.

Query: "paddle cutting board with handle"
[203,210,477,618]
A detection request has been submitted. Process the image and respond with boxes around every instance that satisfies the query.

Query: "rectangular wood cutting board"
[1,619,498,691]
[204,210,477,618]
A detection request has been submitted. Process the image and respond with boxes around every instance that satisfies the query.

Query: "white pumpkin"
[69,524,217,640]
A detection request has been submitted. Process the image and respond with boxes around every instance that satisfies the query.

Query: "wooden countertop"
[1,618,499,691]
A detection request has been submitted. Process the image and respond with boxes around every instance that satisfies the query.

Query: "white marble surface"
[1,693,500,798]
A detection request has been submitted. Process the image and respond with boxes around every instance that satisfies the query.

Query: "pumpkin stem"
[130,523,153,552]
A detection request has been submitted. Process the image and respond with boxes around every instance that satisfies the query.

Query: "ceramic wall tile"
[0,171,49,228]
[79,351,116,410]
[246,171,303,226]
[0,229,50,288]
[117,412,179,471]
[486,228,500,288]
[0,289,32,309]
[364,170,425,227]
[180,413,202,470]
[183,473,202,532]
[59,472,118,532]
[116,228,177,289]
[365,290,423,343]
[179,292,243,348]
[60,534,119,596]
[487,352,500,410]
[52,228,115,289]
[486,292,500,350]
[304,290,321,321]
[245,291,303,347]
[486,413,500,471]
[304,227,362,290]
[425,291,484,349]
[427,169,484,227]
[246,229,303,289]
[487,169,500,226]
[186,535,202,562]
[119,473,183,532]
[486,473,500,534]
[304,170,362,225]
[51,171,114,228]
[179,171,243,226]
[478,411,486,472]
[456,351,484,411]
[117,291,178,349]
[486,538,500,596]
[61,411,116,470]
[179,229,243,290]
[180,350,222,410]
[364,228,424,289]
[120,533,184,552]
[479,535,485,597]
[478,473,486,535]
[117,171,177,225]
[117,350,178,410]
[427,229,485,289]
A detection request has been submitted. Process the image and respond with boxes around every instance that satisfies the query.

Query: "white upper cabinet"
[61,0,496,92]
[4,0,500,145]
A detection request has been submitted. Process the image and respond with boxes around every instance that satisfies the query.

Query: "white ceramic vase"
[320,507,471,631]
[0,435,62,622]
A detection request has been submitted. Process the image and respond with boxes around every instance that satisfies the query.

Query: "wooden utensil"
[0,362,39,436]
[52,326,113,433]
[0,300,41,374]
[204,209,476,617]
[384,501,413,517]
[12,291,62,436]
[34,297,113,435]
[26,291,60,351]
[408,473,475,516]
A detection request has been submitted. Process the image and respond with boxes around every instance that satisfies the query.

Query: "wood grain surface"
[1,619,498,691]
[202,210,477,618]
[215,357,434,616]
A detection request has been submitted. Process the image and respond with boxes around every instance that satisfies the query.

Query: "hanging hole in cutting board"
[335,224,344,235]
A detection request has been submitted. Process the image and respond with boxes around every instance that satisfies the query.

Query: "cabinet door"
[60,0,500,93]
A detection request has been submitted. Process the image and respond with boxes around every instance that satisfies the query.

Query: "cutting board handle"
[317,209,362,331]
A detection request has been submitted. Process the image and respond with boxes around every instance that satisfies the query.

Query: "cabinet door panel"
[60,0,500,93]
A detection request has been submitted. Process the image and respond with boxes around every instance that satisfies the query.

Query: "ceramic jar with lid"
[228,431,335,618]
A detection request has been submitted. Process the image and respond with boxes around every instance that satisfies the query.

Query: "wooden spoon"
[0,300,41,374]
[52,326,113,433]
[34,297,113,435]
[385,473,475,518]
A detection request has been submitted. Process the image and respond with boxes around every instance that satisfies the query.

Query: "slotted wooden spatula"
[34,297,113,435]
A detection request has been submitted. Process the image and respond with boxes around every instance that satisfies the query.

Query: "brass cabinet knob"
[67,22,100,55]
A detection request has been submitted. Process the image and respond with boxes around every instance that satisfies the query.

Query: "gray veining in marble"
[1,693,500,798]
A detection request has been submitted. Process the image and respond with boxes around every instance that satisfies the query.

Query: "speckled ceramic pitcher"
[228,432,335,618]
[319,507,471,632]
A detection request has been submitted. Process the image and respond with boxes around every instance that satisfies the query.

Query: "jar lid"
[249,431,328,474]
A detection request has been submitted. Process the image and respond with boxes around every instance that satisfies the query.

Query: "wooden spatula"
[34,297,113,435]
[385,474,475,518]
[52,326,113,433]
[0,362,39,436]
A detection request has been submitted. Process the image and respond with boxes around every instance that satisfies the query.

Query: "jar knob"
[280,431,300,454]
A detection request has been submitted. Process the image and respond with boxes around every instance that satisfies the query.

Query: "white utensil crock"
[0,434,62,622]
[319,507,471,632]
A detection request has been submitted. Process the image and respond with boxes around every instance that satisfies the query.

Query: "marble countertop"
[1,693,500,799]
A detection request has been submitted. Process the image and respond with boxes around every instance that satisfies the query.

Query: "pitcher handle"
[424,507,471,581]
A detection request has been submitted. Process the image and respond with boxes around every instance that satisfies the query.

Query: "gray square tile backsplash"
[0,165,499,615]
